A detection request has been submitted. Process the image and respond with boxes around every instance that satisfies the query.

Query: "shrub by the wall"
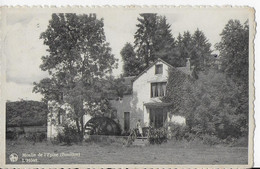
[148,127,168,144]
[55,125,81,145]
[168,123,187,140]
[201,134,221,145]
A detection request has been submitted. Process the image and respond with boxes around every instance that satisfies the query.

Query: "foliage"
[134,13,158,69]
[128,14,213,76]
[24,132,46,142]
[191,29,212,71]
[148,127,168,144]
[120,43,141,76]
[175,32,193,67]
[33,13,119,140]
[162,67,192,114]
[215,19,249,84]
[6,129,46,142]
[176,30,212,71]
[165,69,248,141]
[6,129,24,140]
[153,16,178,66]
[168,122,187,140]
[133,14,177,72]
[6,100,48,127]
[103,75,129,98]
[163,19,248,143]
[56,125,81,145]
[200,134,221,145]
[215,20,249,134]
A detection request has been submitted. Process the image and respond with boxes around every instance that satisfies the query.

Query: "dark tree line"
[6,100,48,127]
[121,13,212,76]
[164,19,249,143]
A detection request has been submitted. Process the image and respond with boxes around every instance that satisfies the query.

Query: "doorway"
[149,108,167,128]
[124,112,130,131]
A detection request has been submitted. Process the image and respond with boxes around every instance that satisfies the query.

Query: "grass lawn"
[6,139,248,164]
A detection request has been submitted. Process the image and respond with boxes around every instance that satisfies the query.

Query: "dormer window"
[155,64,163,74]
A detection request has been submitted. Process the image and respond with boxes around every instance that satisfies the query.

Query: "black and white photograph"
[0,6,255,167]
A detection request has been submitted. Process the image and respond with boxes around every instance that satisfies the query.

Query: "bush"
[55,125,81,145]
[230,136,248,147]
[6,131,18,140]
[201,134,221,145]
[6,127,25,140]
[168,123,187,140]
[25,132,46,142]
[183,132,197,141]
[148,127,168,144]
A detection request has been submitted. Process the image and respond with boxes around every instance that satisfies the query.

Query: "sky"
[2,7,250,101]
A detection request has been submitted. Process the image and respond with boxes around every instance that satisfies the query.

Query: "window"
[155,64,163,74]
[151,82,167,98]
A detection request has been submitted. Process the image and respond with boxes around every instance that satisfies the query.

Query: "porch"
[144,102,172,128]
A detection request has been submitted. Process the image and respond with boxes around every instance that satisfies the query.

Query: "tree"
[215,19,249,137]
[184,70,247,140]
[163,20,249,142]
[175,30,212,71]
[153,16,177,66]
[215,19,249,84]
[6,100,48,127]
[132,14,179,73]
[164,69,248,141]
[120,43,141,76]
[134,13,158,69]
[191,29,212,71]
[33,13,118,140]
[175,32,193,67]
[33,78,63,103]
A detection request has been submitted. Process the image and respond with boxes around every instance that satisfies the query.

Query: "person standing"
[136,119,144,138]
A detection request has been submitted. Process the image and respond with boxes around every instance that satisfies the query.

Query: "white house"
[47,58,192,139]
[110,58,191,132]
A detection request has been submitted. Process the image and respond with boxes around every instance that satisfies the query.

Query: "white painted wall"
[110,61,171,130]
[47,101,60,139]
[110,95,133,130]
[110,60,187,131]
[47,60,188,138]
[132,60,170,127]
[169,114,186,125]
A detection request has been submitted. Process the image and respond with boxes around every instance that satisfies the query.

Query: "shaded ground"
[6,140,248,164]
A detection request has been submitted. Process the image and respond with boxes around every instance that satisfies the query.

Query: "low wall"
[86,135,129,143]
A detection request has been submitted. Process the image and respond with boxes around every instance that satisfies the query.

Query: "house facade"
[110,58,190,132]
[47,58,191,139]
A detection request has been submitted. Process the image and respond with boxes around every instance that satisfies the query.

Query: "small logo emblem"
[9,153,18,162]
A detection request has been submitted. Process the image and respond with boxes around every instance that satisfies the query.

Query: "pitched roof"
[132,58,174,82]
